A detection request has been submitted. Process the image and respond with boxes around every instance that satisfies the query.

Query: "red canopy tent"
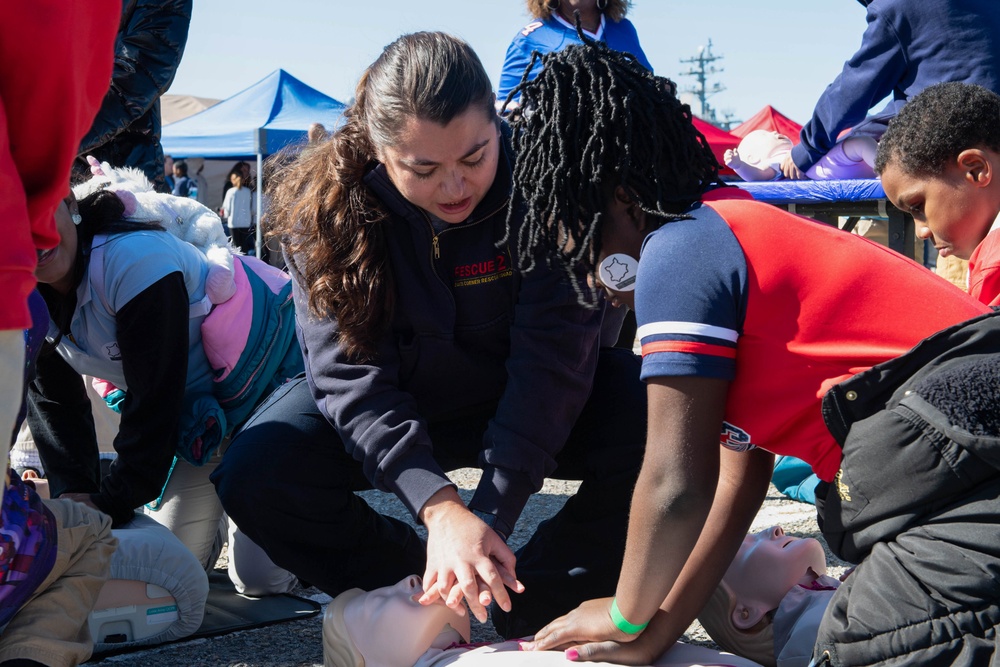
[730,105,803,144]
[690,116,740,175]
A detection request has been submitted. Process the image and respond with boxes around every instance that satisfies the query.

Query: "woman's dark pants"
[211,347,647,637]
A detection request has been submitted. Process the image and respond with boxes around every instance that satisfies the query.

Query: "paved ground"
[86,469,847,667]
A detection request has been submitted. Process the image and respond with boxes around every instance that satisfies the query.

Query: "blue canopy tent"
[162,69,347,255]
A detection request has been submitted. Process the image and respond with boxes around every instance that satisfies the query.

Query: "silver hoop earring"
[547,0,560,9]
[596,0,608,10]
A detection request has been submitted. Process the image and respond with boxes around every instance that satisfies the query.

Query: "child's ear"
[613,185,633,205]
[731,600,767,630]
[614,186,652,230]
[612,186,648,229]
[957,149,993,187]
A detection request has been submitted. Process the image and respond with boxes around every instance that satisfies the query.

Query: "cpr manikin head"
[698,525,827,667]
[736,130,793,169]
[323,575,471,667]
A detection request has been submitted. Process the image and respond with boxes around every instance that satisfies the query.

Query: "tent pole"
[255,152,263,259]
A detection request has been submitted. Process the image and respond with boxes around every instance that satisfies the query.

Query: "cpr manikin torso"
[324,576,764,666]
[337,575,471,667]
[724,129,876,181]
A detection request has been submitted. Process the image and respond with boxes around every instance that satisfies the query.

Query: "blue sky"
[168,1,870,128]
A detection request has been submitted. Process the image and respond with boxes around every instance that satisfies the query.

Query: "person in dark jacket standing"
[74,0,193,193]
[781,0,1000,179]
[211,31,646,639]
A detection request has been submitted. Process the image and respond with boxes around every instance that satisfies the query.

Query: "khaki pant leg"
[0,499,116,667]
[226,518,298,596]
[143,455,224,570]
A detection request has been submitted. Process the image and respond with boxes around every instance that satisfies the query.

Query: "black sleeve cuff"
[471,509,513,542]
[468,466,536,542]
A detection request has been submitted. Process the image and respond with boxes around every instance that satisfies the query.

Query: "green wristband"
[609,597,648,635]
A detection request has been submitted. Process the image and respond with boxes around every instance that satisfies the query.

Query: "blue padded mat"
[734,178,885,204]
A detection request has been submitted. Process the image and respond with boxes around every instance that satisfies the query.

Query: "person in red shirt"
[876,81,1000,307]
[1,3,119,665]
[500,41,992,665]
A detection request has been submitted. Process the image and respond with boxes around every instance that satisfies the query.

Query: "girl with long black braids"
[510,40,993,665]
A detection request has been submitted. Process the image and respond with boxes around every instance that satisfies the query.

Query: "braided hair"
[504,36,724,306]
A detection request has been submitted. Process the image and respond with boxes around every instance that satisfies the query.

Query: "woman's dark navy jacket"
[288,130,604,535]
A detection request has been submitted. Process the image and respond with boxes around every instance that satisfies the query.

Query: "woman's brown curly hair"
[266,32,494,361]
[525,0,632,23]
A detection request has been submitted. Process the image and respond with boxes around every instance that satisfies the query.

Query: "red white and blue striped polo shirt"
[635,194,988,481]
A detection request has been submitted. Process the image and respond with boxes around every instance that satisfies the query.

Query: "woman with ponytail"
[212,31,647,638]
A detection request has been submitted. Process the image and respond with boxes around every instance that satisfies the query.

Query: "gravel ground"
[86,469,847,667]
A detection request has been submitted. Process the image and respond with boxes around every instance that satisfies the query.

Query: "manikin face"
[736,130,793,168]
[343,575,469,667]
[35,196,80,295]
[379,105,500,225]
[880,150,999,260]
[723,525,827,629]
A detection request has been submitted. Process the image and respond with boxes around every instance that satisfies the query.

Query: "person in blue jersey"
[496,0,650,111]
[498,0,651,351]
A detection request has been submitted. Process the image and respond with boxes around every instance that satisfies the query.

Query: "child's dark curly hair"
[875,82,1000,176]
[502,37,724,307]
